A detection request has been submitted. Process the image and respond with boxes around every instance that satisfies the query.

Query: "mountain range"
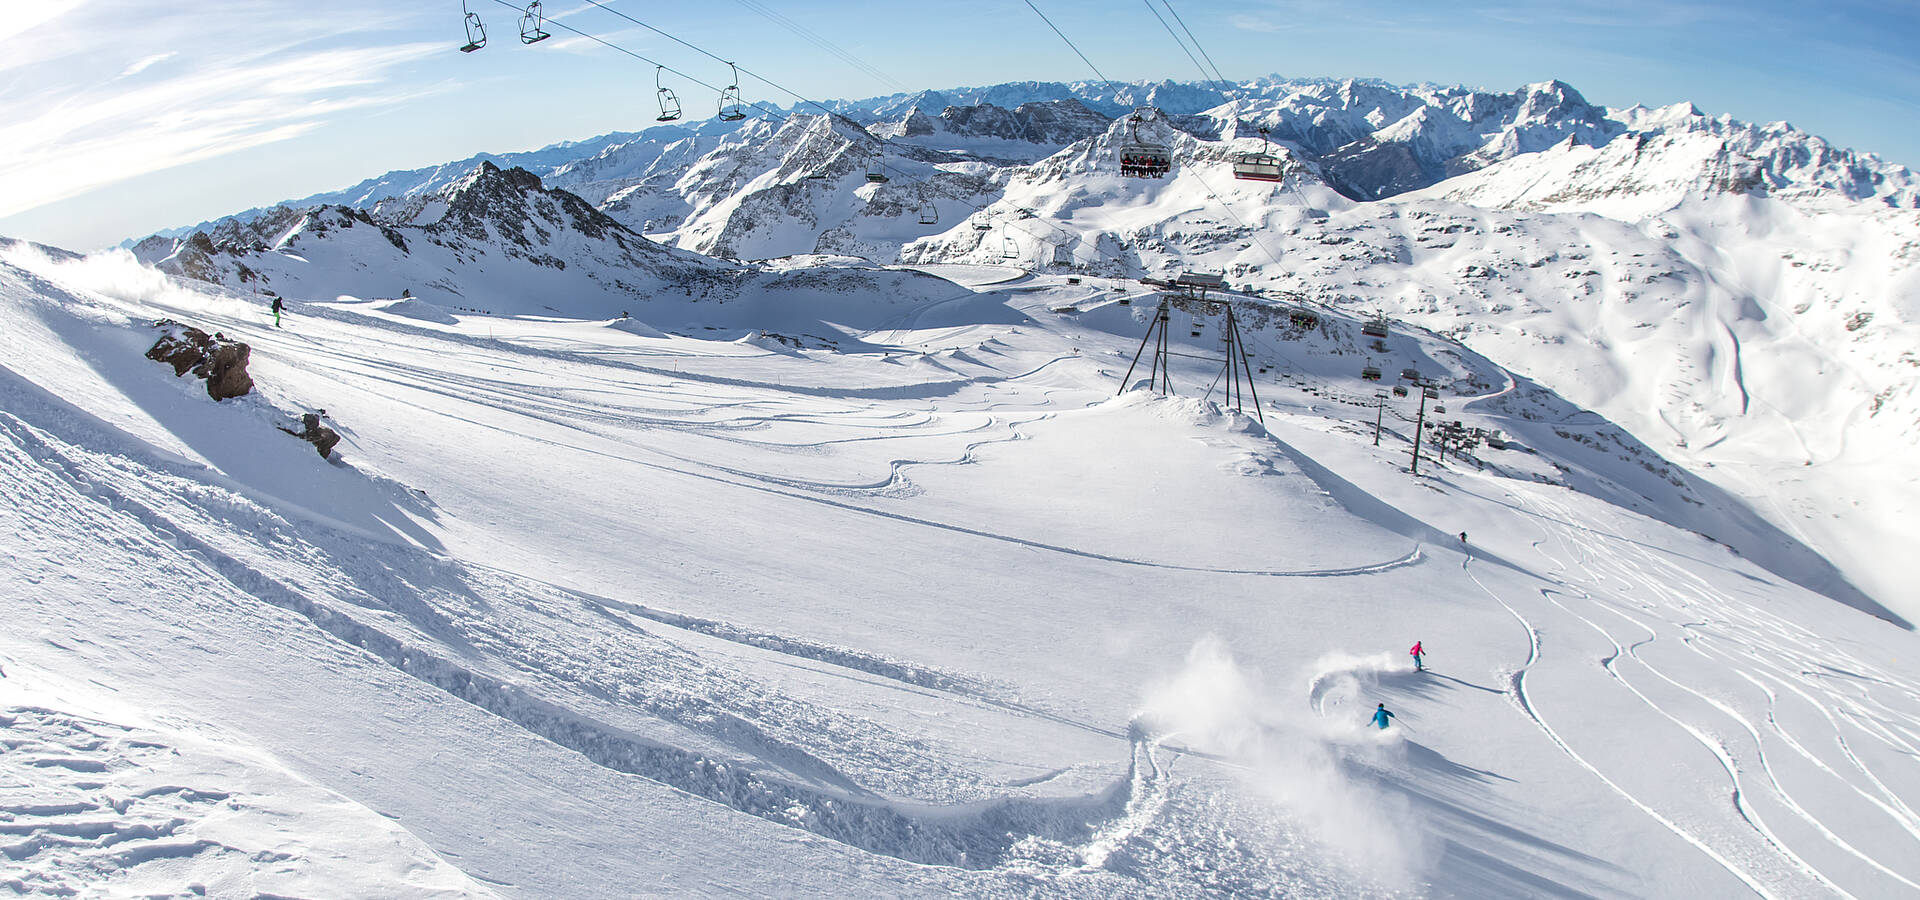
[7,71,1920,896]
[127,75,1920,619]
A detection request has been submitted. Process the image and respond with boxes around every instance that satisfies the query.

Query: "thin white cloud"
[117,52,176,79]
[541,26,653,55]
[0,47,440,216]
[0,0,441,221]
[1230,14,1286,34]
[4,0,90,42]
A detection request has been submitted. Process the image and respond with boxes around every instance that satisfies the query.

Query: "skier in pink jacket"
[1410,640,1425,671]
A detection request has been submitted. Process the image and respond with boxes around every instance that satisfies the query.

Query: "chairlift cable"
[573,0,919,178]
[1140,0,1213,89]
[1018,0,1123,96]
[481,0,721,97]
[573,0,835,123]
[731,0,907,91]
[561,3,1162,277]
[577,0,734,68]
[479,1,1147,276]
[1162,1,1230,89]
[483,0,791,122]
[1187,166,1285,268]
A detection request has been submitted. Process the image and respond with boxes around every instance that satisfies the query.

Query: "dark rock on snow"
[279,413,341,459]
[146,320,254,400]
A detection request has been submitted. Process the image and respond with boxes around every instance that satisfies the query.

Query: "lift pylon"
[1116,276,1263,422]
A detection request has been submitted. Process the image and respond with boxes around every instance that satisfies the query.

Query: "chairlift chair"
[1118,108,1173,178]
[519,1,550,44]
[999,235,1018,261]
[970,216,992,231]
[1361,364,1382,381]
[1423,386,1439,399]
[865,155,889,183]
[1392,385,1409,397]
[1361,314,1389,338]
[1231,125,1285,182]
[917,203,938,226]
[459,0,487,52]
[717,63,747,122]
[1289,308,1319,329]
[1231,152,1284,182]
[1401,368,1420,380]
[655,67,682,122]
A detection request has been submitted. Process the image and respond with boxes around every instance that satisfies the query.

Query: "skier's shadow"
[1423,670,1505,695]
[1342,671,1623,897]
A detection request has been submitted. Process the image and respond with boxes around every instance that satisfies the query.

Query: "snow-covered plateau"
[4,75,1918,897]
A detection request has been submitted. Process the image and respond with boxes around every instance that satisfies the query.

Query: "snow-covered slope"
[127,161,724,317]
[3,237,1918,897]
[126,69,1920,619]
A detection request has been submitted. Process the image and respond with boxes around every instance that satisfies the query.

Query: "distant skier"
[1459,531,1468,543]
[1370,703,1396,730]
[271,296,284,328]
[1410,640,1425,671]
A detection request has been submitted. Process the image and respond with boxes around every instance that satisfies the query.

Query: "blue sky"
[4,0,1917,250]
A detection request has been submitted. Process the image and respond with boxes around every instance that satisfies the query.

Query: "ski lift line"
[731,0,907,91]
[1018,0,1123,95]
[1140,0,1213,89]
[567,0,931,186]
[549,3,1171,272]
[487,2,1135,274]
[1162,0,1230,89]
[480,0,719,95]
[483,0,797,124]
[573,0,838,126]
[576,0,734,68]
[475,10,1129,278]
[1183,163,1288,274]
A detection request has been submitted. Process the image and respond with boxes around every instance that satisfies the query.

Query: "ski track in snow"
[1469,480,1920,897]
[1525,487,1920,890]
[10,235,1918,897]
[227,303,1424,576]
[1459,519,1779,897]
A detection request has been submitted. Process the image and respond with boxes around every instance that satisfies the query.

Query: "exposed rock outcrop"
[145,320,253,400]
[278,413,341,458]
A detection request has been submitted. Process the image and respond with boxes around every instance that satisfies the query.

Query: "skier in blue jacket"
[1370,703,1395,729]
